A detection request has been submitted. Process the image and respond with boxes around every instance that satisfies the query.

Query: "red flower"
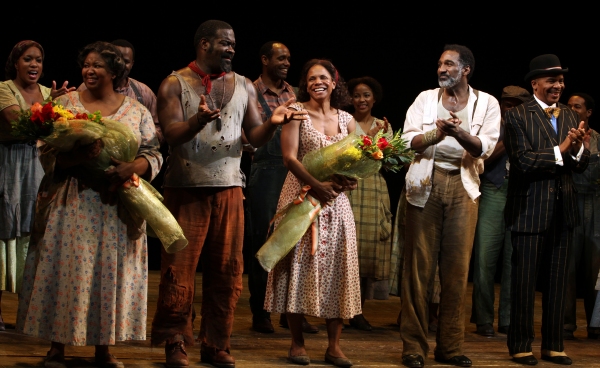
[75,113,89,120]
[362,135,373,146]
[377,137,390,150]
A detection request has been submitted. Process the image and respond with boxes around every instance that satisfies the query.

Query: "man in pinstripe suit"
[504,54,590,366]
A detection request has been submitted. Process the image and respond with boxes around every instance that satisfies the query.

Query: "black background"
[2,5,597,271]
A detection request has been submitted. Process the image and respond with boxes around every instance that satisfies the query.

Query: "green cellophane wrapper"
[302,133,382,181]
[44,119,187,253]
[255,198,321,272]
[256,132,382,272]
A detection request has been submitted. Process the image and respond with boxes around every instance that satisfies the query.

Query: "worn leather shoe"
[349,314,372,331]
[402,354,424,368]
[541,355,572,365]
[512,355,538,365]
[497,325,509,334]
[563,329,575,340]
[325,350,353,367]
[94,353,124,368]
[201,344,235,368]
[252,317,274,333]
[165,340,189,367]
[434,355,472,367]
[475,323,494,336]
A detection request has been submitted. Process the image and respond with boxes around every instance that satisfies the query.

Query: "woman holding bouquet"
[265,59,360,367]
[17,41,162,368]
[0,40,74,331]
[345,77,393,331]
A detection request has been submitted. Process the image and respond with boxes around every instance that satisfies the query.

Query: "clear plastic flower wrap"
[256,130,414,272]
[11,101,188,253]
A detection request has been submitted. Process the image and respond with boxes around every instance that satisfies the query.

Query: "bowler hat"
[524,54,568,82]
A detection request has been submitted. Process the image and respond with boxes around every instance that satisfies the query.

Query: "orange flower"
[371,150,384,160]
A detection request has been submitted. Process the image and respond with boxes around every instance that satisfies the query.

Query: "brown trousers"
[401,167,479,359]
[151,187,244,351]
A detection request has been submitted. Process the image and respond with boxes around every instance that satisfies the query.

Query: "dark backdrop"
[2,6,597,271]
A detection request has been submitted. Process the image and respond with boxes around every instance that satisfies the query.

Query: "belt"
[434,166,461,176]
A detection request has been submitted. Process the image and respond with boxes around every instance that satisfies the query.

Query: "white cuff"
[572,144,584,162]
[554,146,563,166]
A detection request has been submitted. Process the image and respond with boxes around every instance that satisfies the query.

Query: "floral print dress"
[265,108,361,319]
[17,92,162,346]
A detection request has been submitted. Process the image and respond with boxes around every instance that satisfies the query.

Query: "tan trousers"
[400,167,478,359]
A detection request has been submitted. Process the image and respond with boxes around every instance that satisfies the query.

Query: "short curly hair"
[193,20,233,50]
[346,76,383,103]
[296,59,350,109]
[77,41,126,88]
[5,40,45,81]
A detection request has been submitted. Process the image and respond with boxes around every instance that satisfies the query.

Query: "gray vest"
[164,72,248,187]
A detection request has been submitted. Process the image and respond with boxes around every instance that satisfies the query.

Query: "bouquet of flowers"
[11,100,187,253]
[256,129,414,272]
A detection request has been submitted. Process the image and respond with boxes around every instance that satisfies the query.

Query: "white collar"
[534,94,556,109]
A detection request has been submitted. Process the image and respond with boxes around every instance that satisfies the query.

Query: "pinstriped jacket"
[504,97,590,233]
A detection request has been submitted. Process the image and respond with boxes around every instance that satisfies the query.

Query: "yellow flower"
[52,105,74,120]
[344,146,363,160]
[371,150,384,160]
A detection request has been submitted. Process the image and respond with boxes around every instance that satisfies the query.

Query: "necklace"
[189,61,226,131]
[206,74,226,131]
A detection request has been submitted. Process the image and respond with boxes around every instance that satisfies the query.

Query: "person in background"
[247,41,319,335]
[471,85,530,337]
[346,76,393,331]
[563,92,600,340]
[0,40,73,331]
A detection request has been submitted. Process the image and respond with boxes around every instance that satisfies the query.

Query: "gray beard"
[438,69,462,88]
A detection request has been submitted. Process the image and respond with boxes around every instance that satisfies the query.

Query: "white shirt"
[403,87,501,207]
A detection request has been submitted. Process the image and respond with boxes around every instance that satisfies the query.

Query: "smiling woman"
[0,40,74,332]
[16,41,162,368]
[265,59,359,367]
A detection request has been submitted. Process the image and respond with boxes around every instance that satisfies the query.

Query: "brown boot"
[165,340,189,367]
[200,344,235,368]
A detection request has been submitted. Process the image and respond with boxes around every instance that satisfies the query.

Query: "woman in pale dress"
[265,59,360,367]
[17,41,162,368]
[345,77,393,331]
[0,40,74,331]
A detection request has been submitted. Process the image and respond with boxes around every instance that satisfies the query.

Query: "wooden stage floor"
[1,271,599,367]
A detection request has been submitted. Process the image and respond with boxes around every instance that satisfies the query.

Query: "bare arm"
[158,75,219,147]
[0,105,21,140]
[243,78,307,148]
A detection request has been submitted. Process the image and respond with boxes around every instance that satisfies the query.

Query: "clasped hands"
[435,111,462,138]
[311,174,358,207]
[560,121,588,155]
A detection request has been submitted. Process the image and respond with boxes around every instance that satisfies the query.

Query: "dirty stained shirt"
[163,71,248,188]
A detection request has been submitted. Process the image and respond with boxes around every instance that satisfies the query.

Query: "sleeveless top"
[163,72,248,188]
